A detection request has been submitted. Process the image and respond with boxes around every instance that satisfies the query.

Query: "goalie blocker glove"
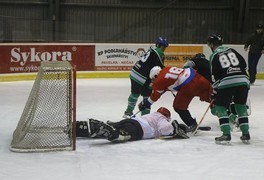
[76,121,90,137]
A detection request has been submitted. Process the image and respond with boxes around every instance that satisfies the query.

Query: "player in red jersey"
[138,66,213,132]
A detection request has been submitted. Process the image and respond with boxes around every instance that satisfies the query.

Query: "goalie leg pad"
[90,119,133,142]
[89,119,110,138]
[110,129,131,142]
[108,119,144,141]
[89,119,118,140]
[126,93,140,113]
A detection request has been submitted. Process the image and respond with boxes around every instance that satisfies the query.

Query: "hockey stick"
[130,110,141,118]
[192,100,214,135]
[171,90,211,132]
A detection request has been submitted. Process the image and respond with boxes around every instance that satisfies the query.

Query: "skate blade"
[122,115,131,119]
[215,140,231,145]
[241,140,250,144]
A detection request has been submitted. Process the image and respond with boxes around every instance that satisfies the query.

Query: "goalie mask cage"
[10,61,76,152]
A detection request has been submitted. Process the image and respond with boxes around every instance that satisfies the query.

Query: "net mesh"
[10,61,76,152]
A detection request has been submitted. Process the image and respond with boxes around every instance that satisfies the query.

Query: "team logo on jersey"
[227,67,241,74]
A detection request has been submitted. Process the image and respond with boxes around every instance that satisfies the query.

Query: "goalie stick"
[159,134,189,139]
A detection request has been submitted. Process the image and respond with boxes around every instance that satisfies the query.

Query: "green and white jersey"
[209,46,250,90]
[130,46,165,86]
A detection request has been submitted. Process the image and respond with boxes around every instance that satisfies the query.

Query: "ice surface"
[1,78,264,180]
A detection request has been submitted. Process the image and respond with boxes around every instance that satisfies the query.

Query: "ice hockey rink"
[1,78,264,180]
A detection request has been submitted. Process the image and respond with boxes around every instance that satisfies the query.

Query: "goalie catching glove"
[171,120,189,139]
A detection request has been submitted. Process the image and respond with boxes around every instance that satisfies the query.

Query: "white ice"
[1,78,264,180]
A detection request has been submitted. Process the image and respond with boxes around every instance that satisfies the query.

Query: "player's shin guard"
[235,103,250,135]
[216,118,231,144]
[216,106,231,134]
[126,93,140,113]
[238,117,249,134]
[220,120,231,135]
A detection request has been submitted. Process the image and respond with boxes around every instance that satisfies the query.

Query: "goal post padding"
[10,61,76,152]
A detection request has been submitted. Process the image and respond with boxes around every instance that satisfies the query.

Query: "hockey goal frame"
[10,61,76,152]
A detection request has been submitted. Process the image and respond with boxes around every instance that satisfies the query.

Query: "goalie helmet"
[149,66,161,79]
[157,107,171,119]
[207,34,223,46]
[155,37,169,47]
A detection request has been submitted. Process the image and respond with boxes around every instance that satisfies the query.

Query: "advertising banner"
[164,45,203,67]
[95,44,203,71]
[95,44,150,71]
[0,45,95,73]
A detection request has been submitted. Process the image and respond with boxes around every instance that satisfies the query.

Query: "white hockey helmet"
[149,66,161,79]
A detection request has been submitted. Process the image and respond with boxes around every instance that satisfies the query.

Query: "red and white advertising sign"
[95,44,151,71]
[95,44,204,71]
[0,44,95,73]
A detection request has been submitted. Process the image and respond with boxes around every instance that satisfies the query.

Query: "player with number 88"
[207,34,250,144]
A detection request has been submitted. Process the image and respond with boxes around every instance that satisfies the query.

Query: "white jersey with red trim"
[133,112,173,139]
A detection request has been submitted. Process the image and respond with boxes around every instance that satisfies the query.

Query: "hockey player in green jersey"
[123,37,168,118]
[207,34,251,144]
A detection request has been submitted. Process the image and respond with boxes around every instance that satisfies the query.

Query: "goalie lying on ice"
[76,107,189,142]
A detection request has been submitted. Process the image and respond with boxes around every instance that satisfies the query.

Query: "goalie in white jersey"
[76,107,189,142]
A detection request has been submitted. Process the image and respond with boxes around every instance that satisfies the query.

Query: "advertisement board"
[95,44,150,70]
[95,44,203,70]
[2,43,261,75]
[0,45,94,73]
[164,45,203,67]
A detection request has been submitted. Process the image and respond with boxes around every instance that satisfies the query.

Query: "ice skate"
[240,133,250,144]
[187,122,198,133]
[122,111,133,119]
[215,134,231,145]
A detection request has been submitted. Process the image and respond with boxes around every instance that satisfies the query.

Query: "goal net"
[10,61,76,152]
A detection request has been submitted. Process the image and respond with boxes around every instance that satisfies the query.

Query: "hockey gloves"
[138,99,151,111]
[171,120,189,139]
[211,88,218,101]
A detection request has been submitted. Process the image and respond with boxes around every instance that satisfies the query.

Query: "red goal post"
[10,61,76,152]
